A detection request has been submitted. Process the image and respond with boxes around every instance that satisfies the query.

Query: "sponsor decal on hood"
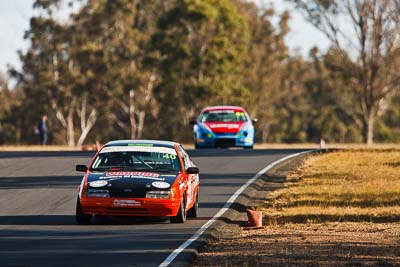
[204,122,245,134]
[95,171,165,181]
[87,172,179,186]
[106,171,160,178]
[89,180,108,187]
[152,181,170,189]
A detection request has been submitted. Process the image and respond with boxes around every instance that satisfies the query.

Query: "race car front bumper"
[80,196,181,217]
[196,134,253,148]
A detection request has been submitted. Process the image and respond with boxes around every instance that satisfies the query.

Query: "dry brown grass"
[262,150,400,223]
[254,143,400,149]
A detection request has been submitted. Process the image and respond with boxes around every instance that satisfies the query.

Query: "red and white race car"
[75,140,200,224]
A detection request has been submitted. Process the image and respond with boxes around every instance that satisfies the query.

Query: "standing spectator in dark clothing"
[37,115,48,145]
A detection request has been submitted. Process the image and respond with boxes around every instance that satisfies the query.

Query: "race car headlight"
[146,191,170,199]
[198,124,213,138]
[237,131,248,138]
[87,189,110,198]
[200,132,213,139]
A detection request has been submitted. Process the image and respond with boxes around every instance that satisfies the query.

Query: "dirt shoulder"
[191,151,400,266]
[192,222,400,266]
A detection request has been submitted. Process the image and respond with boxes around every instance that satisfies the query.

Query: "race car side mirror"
[76,165,88,172]
[252,118,258,124]
[186,167,199,174]
[189,119,197,125]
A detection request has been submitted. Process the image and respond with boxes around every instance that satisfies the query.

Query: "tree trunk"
[67,108,75,147]
[55,102,76,147]
[261,123,270,143]
[129,89,137,140]
[76,109,97,147]
[137,111,145,139]
[362,111,375,145]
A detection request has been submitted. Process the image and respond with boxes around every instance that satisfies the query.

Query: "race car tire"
[170,194,187,223]
[187,190,199,218]
[76,197,92,224]
[193,135,199,149]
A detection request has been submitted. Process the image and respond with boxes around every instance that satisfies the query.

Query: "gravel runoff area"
[191,152,400,267]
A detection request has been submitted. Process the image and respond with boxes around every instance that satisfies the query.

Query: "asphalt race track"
[0,149,308,267]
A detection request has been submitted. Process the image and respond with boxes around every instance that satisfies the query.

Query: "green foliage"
[375,93,400,143]
[149,0,250,139]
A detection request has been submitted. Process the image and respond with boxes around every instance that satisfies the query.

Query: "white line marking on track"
[159,150,316,267]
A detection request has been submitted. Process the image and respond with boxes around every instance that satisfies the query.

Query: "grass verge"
[262,150,400,223]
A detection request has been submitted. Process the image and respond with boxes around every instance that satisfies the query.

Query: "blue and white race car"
[191,106,257,149]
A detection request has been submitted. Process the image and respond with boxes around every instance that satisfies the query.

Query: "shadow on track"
[0,215,76,225]
[188,148,309,158]
[0,215,171,226]
[0,151,95,159]
[0,176,83,189]
[202,172,256,180]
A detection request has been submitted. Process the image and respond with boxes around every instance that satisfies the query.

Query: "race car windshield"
[91,151,181,172]
[200,110,247,123]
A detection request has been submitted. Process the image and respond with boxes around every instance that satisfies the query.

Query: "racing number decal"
[162,154,176,160]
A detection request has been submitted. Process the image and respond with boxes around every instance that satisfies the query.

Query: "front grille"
[88,207,149,216]
[108,189,147,198]
[108,179,135,187]
[214,132,237,136]
[215,138,236,147]
[107,178,147,198]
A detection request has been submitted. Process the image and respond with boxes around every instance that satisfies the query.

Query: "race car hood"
[86,171,179,197]
[204,122,245,134]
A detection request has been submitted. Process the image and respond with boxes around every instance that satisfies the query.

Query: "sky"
[0,0,330,75]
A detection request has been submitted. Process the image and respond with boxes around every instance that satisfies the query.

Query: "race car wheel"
[187,190,199,218]
[170,194,187,223]
[76,197,92,225]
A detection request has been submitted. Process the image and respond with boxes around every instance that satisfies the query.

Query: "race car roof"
[104,140,178,149]
[202,106,246,112]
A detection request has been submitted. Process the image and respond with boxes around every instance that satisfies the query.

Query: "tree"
[0,72,10,119]
[12,1,100,146]
[11,0,176,145]
[292,0,400,144]
[72,0,167,140]
[0,73,12,143]
[150,0,250,140]
[376,91,400,142]
[0,72,26,144]
[238,2,291,142]
[301,47,363,143]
